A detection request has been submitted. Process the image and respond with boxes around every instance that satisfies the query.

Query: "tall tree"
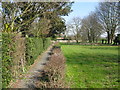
[1,2,38,33]
[96,2,119,44]
[66,17,81,43]
[43,2,73,37]
[1,2,73,37]
[29,2,73,37]
[29,17,51,37]
[81,12,103,42]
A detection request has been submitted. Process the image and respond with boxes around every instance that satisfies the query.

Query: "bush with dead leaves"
[36,46,68,88]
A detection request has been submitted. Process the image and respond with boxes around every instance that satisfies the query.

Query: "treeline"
[66,2,119,44]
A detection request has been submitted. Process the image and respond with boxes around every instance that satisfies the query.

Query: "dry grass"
[35,46,67,88]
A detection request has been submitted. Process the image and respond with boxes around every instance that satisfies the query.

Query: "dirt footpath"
[11,45,53,88]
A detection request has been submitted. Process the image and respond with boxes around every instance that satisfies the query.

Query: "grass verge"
[61,44,119,88]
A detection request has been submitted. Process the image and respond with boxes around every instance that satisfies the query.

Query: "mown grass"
[61,44,119,88]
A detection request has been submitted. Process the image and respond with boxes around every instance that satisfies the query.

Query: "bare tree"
[81,12,103,43]
[29,17,51,37]
[1,2,39,33]
[66,17,81,43]
[0,3,2,32]
[96,2,119,44]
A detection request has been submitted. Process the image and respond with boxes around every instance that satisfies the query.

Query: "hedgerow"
[43,38,51,50]
[0,33,2,89]
[2,33,15,88]
[25,37,43,66]
[2,33,51,88]
[25,37,51,66]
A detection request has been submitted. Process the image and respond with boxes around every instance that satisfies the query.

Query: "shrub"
[35,47,67,88]
[43,38,51,50]
[25,37,51,66]
[2,33,15,88]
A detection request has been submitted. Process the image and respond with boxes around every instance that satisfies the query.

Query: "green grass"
[61,44,119,88]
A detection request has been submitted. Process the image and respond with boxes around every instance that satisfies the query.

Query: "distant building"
[56,37,64,40]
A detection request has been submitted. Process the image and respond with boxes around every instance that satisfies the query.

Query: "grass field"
[61,44,119,88]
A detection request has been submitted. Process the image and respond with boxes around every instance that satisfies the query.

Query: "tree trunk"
[107,31,110,44]
[76,40,79,43]
[75,36,79,43]
[76,38,79,43]
[110,28,116,44]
